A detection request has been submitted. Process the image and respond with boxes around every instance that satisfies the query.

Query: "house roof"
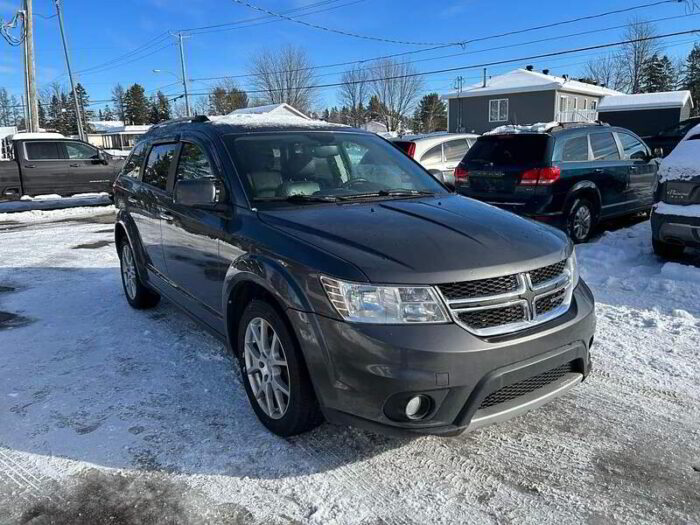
[229,103,310,120]
[597,91,693,112]
[442,68,622,100]
[88,121,151,134]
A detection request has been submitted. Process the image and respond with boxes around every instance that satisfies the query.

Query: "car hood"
[258,195,570,284]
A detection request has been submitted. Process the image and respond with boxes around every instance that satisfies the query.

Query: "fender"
[563,181,601,215]
[115,209,150,278]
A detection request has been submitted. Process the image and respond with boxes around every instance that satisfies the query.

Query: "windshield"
[223,132,445,205]
[465,135,550,165]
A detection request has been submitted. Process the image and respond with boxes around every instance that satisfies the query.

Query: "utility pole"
[171,32,191,117]
[454,76,464,132]
[55,0,84,141]
[24,0,39,131]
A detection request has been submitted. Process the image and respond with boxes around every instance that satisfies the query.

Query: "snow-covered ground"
[0,206,698,524]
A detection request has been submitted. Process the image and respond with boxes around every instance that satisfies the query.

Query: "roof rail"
[150,114,210,130]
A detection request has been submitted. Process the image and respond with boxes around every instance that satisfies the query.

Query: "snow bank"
[658,126,700,182]
[653,202,700,218]
[210,113,346,128]
[485,122,558,135]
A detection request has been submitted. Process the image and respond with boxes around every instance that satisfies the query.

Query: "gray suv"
[113,115,595,437]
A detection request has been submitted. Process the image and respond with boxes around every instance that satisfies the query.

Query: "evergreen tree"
[103,105,115,121]
[124,84,149,125]
[367,95,382,122]
[682,44,700,115]
[0,89,10,126]
[149,91,172,123]
[207,83,248,115]
[641,54,676,93]
[415,93,447,132]
[98,109,103,120]
[38,102,46,129]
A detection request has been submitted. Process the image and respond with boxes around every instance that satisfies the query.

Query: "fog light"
[405,395,431,420]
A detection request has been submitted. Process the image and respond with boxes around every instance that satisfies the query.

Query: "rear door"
[616,131,656,209]
[129,142,179,279]
[19,141,69,196]
[442,138,470,180]
[63,141,115,193]
[160,139,229,324]
[463,134,551,198]
[588,131,630,216]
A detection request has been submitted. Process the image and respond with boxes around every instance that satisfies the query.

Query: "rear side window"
[143,143,177,190]
[618,133,647,160]
[420,144,443,164]
[590,132,620,161]
[443,139,469,162]
[176,143,216,181]
[561,136,589,162]
[25,142,62,160]
[466,135,549,165]
[121,143,147,179]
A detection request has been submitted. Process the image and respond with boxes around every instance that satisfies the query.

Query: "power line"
[189,11,700,84]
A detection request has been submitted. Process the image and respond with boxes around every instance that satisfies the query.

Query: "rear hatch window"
[463,134,551,194]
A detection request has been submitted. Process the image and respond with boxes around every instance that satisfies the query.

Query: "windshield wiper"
[336,189,436,201]
[255,194,340,203]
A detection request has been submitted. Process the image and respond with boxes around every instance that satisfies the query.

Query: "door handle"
[69,163,80,168]
[24,164,35,168]
[593,168,604,174]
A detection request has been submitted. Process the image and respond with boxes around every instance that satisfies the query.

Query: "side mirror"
[653,147,664,158]
[175,179,227,209]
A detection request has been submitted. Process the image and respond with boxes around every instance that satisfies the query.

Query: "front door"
[161,139,229,323]
[617,132,657,209]
[63,141,115,193]
[130,142,179,278]
[588,131,631,217]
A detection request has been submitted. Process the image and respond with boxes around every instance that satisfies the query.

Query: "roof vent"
[525,65,534,71]
[562,74,569,81]
[542,69,550,75]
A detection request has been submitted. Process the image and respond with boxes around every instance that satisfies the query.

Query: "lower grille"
[458,303,526,330]
[478,362,576,410]
[535,288,567,315]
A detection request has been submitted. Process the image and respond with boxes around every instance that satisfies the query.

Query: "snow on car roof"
[11,132,65,140]
[210,113,347,129]
[392,132,478,142]
[658,123,700,182]
[598,91,692,112]
[484,122,559,135]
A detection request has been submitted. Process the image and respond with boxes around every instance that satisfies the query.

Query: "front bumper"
[288,281,595,437]
[651,207,700,249]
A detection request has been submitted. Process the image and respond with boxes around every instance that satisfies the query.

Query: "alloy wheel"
[120,244,138,300]
[572,204,592,241]
[244,317,291,419]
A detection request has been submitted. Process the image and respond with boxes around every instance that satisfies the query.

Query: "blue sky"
[1,0,698,113]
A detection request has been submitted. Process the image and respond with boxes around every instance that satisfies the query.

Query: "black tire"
[652,238,684,259]
[118,239,160,309]
[565,198,596,243]
[237,299,323,436]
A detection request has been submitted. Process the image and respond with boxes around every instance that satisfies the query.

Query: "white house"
[87,121,152,151]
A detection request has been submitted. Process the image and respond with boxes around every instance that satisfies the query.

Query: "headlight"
[320,276,449,324]
[568,248,579,288]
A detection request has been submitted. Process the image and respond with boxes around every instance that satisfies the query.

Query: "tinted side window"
[618,133,647,160]
[65,142,98,160]
[143,144,177,190]
[176,143,216,181]
[25,142,62,160]
[590,132,620,161]
[443,139,469,162]
[420,144,442,164]
[561,136,589,162]
[121,143,147,179]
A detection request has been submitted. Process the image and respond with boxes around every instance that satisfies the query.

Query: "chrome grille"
[458,303,526,330]
[438,257,573,336]
[535,288,567,315]
[478,362,576,409]
[529,260,567,287]
[439,274,519,300]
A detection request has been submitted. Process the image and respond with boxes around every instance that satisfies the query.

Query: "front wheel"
[118,240,160,309]
[565,198,596,243]
[237,300,323,436]
[652,238,684,259]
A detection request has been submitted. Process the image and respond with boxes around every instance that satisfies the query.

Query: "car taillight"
[519,167,560,186]
[454,165,469,180]
[406,142,416,157]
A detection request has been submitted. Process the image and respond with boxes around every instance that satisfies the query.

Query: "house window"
[559,96,568,113]
[591,100,598,110]
[582,99,588,110]
[489,98,508,122]
[568,97,577,111]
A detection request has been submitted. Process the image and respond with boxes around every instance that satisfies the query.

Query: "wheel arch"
[564,181,602,220]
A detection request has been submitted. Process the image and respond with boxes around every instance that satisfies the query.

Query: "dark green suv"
[455,123,659,242]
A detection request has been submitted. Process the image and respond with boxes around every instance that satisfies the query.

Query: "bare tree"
[339,65,370,127]
[249,44,317,114]
[585,53,629,92]
[369,59,423,132]
[620,18,660,93]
